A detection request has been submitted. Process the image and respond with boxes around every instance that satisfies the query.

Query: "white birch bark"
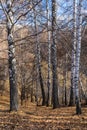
[75,0,82,114]
[6,0,18,111]
[69,0,77,106]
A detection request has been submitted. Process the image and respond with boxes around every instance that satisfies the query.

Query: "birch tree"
[69,0,77,106]
[32,0,46,106]
[74,0,82,114]
[6,0,18,111]
[46,0,51,107]
[51,0,59,108]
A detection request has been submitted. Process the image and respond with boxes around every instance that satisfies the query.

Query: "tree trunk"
[46,0,51,107]
[6,0,18,111]
[33,1,46,106]
[51,0,59,109]
[75,0,82,115]
[21,71,26,106]
[38,65,46,106]
[69,0,77,106]
[63,54,67,106]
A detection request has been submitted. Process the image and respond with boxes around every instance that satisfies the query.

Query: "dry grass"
[0,95,87,130]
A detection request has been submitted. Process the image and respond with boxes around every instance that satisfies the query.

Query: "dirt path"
[0,95,87,130]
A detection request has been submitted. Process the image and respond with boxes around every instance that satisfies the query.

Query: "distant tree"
[32,0,46,106]
[63,53,67,106]
[51,0,59,108]
[46,0,51,107]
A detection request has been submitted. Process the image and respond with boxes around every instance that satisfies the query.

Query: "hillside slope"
[0,94,87,130]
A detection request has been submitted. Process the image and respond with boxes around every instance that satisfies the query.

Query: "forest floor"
[0,95,87,130]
